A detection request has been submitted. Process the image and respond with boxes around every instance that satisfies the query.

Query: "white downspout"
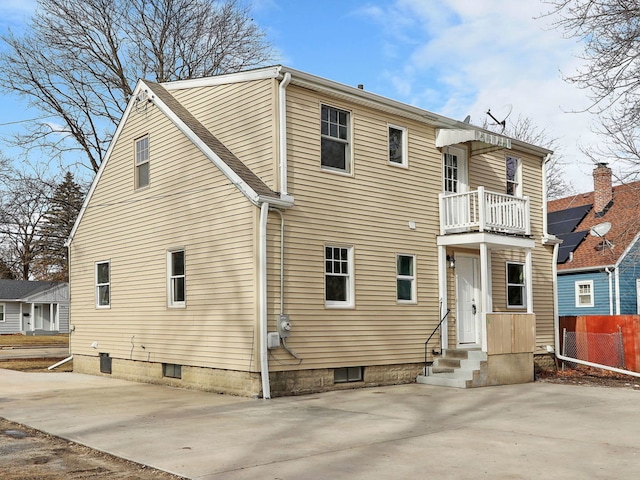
[553,243,640,378]
[605,267,613,315]
[614,266,621,315]
[259,202,271,399]
[279,72,292,197]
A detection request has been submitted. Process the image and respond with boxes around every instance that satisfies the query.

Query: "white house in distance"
[0,280,69,335]
[67,66,556,397]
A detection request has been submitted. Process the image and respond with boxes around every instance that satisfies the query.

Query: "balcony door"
[443,146,468,195]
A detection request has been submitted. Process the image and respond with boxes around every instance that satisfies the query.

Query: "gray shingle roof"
[143,81,280,201]
[0,280,65,301]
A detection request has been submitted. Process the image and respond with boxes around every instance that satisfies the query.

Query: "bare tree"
[483,113,573,199]
[0,0,274,173]
[0,171,54,280]
[543,1,640,178]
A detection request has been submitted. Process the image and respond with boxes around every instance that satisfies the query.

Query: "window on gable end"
[135,135,150,189]
[96,261,111,308]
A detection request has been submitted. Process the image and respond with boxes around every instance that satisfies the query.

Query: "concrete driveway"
[0,369,638,479]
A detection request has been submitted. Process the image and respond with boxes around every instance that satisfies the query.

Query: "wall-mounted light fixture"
[446,254,456,269]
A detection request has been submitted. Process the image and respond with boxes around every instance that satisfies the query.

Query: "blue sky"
[0,0,598,192]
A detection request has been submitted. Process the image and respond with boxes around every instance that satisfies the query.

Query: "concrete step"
[416,374,469,388]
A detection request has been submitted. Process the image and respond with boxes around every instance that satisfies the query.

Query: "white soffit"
[436,129,511,149]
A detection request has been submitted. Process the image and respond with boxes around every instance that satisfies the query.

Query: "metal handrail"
[423,308,450,375]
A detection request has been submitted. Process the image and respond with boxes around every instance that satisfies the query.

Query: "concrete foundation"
[73,355,424,398]
[486,352,534,385]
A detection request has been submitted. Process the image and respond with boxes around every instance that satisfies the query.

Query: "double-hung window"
[321,105,351,173]
[506,156,521,196]
[396,254,416,302]
[506,262,526,308]
[575,280,594,307]
[96,261,110,308]
[388,125,407,167]
[0,304,5,322]
[325,246,354,307]
[168,249,185,307]
[135,135,150,189]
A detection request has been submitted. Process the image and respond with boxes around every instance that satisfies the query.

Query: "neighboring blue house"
[548,163,640,316]
[0,280,69,335]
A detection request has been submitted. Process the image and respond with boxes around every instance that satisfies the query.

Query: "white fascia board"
[67,80,147,246]
[614,231,640,268]
[144,81,264,207]
[161,66,282,90]
[558,265,615,274]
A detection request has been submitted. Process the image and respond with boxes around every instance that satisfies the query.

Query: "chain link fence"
[562,327,625,369]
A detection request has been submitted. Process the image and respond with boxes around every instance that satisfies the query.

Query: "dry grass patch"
[0,358,73,372]
[0,334,68,347]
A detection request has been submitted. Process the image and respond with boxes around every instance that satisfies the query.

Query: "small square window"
[388,125,407,167]
[506,262,526,308]
[163,363,182,379]
[334,366,363,383]
[575,281,594,307]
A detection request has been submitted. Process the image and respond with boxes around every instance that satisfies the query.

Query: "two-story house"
[68,66,556,397]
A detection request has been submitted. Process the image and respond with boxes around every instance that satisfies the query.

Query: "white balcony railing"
[439,187,530,236]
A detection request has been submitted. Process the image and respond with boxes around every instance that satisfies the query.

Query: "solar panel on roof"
[548,204,592,235]
[556,230,589,263]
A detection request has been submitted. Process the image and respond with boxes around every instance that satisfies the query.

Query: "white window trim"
[320,103,353,175]
[396,253,416,304]
[0,303,5,322]
[135,135,150,189]
[325,245,355,309]
[167,249,186,308]
[388,124,408,168]
[95,260,111,309]
[575,280,594,308]
[506,261,526,309]
[506,155,522,197]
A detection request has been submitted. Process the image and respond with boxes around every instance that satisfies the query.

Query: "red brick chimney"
[593,162,612,216]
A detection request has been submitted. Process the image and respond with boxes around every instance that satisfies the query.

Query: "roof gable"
[548,181,640,269]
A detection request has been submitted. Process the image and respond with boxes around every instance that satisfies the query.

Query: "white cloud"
[359,0,598,192]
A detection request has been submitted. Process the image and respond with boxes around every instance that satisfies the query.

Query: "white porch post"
[480,242,491,352]
[525,248,533,314]
[29,304,35,332]
[438,244,448,349]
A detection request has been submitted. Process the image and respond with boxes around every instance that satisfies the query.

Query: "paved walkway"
[0,369,638,479]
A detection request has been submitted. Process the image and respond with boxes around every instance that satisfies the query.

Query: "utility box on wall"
[99,352,112,374]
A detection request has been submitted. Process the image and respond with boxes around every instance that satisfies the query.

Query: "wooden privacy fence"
[559,315,640,373]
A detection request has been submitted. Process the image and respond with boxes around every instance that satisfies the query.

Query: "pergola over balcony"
[439,187,530,236]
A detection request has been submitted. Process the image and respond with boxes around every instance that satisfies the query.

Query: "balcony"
[439,187,530,236]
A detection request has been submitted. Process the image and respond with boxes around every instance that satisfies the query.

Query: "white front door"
[456,255,481,345]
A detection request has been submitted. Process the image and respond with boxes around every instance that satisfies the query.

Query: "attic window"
[135,135,150,189]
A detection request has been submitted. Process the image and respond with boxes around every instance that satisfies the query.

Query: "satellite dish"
[463,115,471,124]
[486,105,513,132]
[590,222,611,237]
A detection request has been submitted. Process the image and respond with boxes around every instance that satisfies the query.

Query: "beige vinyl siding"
[468,149,555,348]
[169,79,277,190]
[266,85,443,370]
[70,95,260,371]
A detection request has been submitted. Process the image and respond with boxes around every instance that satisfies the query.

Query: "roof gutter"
[278,72,292,197]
